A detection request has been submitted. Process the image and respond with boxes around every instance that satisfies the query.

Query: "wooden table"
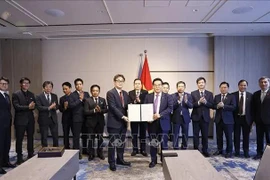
[0,150,79,180]
[162,150,224,180]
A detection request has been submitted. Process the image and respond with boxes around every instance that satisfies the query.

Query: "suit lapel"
[42,93,50,106]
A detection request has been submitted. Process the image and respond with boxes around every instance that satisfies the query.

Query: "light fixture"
[232,6,253,14]
[45,9,65,17]
[22,31,32,36]
[193,9,198,12]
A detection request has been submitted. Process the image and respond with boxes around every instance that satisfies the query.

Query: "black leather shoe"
[97,153,105,160]
[28,153,34,159]
[202,152,210,157]
[82,149,88,155]
[213,150,223,156]
[140,151,148,157]
[116,159,131,166]
[109,164,116,171]
[253,154,262,160]
[234,152,240,157]
[131,151,138,156]
[149,161,157,168]
[88,155,95,161]
[16,158,25,165]
[244,152,250,158]
[4,162,16,168]
[0,168,7,174]
[225,153,232,158]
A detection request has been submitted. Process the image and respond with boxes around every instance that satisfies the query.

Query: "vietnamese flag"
[140,54,152,91]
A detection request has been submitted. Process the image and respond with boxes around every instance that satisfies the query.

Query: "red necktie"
[119,91,124,107]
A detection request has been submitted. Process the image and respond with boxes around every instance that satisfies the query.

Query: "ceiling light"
[193,9,198,12]
[22,31,32,36]
[45,9,65,17]
[232,6,253,14]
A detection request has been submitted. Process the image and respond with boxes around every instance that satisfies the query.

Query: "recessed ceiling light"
[193,9,198,12]
[45,9,65,17]
[22,31,32,36]
[232,6,253,14]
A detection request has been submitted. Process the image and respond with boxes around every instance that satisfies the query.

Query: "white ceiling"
[0,0,270,39]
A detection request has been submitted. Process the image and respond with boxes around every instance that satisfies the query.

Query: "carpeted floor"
[1,138,260,180]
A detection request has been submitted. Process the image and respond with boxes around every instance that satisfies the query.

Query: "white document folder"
[128,104,153,122]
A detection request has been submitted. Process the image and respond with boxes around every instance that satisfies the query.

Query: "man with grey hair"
[252,76,270,160]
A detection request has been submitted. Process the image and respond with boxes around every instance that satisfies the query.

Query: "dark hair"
[133,78,141,84]
[113,74,125,82]
[43,81,53,88]
[219,81,229,88]
[176,81,186,87]
[258,76,270,83]
[0,76,9,84]
[238,79,248,86]
[152,78,163,85]
[74,78,83,85]
[196,77,206,84]
[62,82,72,88]
[162,82,170,88]
[90,84,100,91]
[20,77,31,84]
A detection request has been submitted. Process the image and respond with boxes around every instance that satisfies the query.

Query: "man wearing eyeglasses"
[0,77,15,174]
[106,74,131,171]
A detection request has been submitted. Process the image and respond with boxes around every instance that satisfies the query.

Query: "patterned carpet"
[1,138,260,180]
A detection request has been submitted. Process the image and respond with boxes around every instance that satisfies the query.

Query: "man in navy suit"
[191,77,213,157]
[106,74,131,171]
[59,82,73,149]
[172,81,193,150]
[36,81,59,148]
[84,84,108,161]
[12,77,36,165]
[213,82,236,158]
[144,78,173,168]
[232,80,253,158]
[128,79,148,157]
[252,76,270,160]
[69,78,90,159]
[0,77,15,174]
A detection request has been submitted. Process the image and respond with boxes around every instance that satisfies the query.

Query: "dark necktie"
[95,97,98,104]
[119,91,124,107]
[4,93,10,105]
[221,94,225,102]
[136,91,140,97]
[46,94,51,104]
[200,91,204,98]
[239,92,244,115]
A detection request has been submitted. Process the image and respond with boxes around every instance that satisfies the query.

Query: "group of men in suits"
[1,75,270,173]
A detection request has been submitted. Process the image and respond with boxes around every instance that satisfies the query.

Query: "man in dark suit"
[172,81,193,150]
[129,78,148,157]
[144,78,173,168]
[36,81,59,147]
[213,82,236,158]
[191,77,213,157]
[12,77,36,165]
[59,82,73,149]
[69,78,90,159]
[106,74,131,171]
[252,76,270,160]
[0,77,15,174]
[232,80,253,158]
[84,84,108,161]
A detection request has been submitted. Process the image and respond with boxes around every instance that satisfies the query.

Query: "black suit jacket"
[68,91,90,123]
[84,97,108,128]
[12,90,36,126]
[59,94,72,124]
[128,89,148,104]
[232,91,253,125]
[0,93,11,128]
[106,88,130,129]
[191,90,214,122]
[252,89,270,125]
[214,93,236,124]
[36,92,59,125]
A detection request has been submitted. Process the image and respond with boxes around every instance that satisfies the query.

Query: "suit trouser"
[234,115,250,154]
[0,126,11,168]
[173,122,189,149]
[131,122,147,152]
[72,122,83,150]
[39,117,58,147]
[107,125,127,165]
[62,120,73,149]
[15,120,35,156]
[256,122,270,155]
[88,123,104,156]
[192,118,209,153]
[216,119,234,153]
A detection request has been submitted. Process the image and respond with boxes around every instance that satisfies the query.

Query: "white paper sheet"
[128,104,141,122]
